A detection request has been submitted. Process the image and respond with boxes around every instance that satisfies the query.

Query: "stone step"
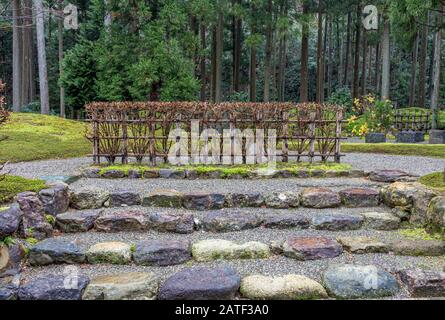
[55,207,402,235]
[7,263,445,300]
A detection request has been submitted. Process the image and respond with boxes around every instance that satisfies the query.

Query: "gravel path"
[5,153,444,179]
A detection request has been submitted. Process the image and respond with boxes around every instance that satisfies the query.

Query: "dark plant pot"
[365,133,386,144]
[429,129,445,144]
[396,131,425,143]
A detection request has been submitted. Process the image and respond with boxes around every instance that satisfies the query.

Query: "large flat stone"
[397,269,445,297]
[159,266,241,300]
[337,237,389,254]
[263,192,300,209]
[282,237,343,261]
[0,204,22,238]
[323,264,400,299]
[56,210,101,233]
[159,169,186,179]
[94,210,148,232]
[390,239,445,256]
[300,188,341,209]
[86,242,132,265]
[182,193,226,210]
[147,212,194,234]
[82,272,159,300]
[192,239,271,262]
[240,274,328,300]
[370,170,411,183]
[339,188,380,207]
[70,188,109,210]
[200,211,263,233]
[18,274,89,300]
[142,190,184,208]
[109,192,141,207]
[360,212,401,230]
[29,238,86,266]
[225,193,264,207]
[311,214,364,231]
[39,182,70,216]
[263,214,310,230]
[133,240,191,266]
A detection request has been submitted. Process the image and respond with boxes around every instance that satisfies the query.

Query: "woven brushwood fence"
[85,102,346,165]
[393,110,431,132]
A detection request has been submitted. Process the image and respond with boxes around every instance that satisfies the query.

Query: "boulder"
[426,196,445,233]
[336,237,389,254]
[147,212,194,234]
[390,239,445,256]
[94,210,148,232]
[142,190,184,208]
[282,237,343,261]
[370,170,411,183]
[0,204,22,238]
[18,274,89,300]
[380,182,417,210]
[323,264,400,299]
[143,170,160,179]
[133,240,191,266]
[411,187,438,226]
[182,193,226,210]
[82,168,101,178]
[263,192,300,209]
[300,188,341,209]
[0,244,25,277]
[311,214,364,231]
[397,269,445,297]
[339,188,380,207]
[360,212,401,230]
[102,170,125,179]
[109,192,141,207]
[263,214,310,230]
[82,272,159,300]
[240,274,328,300]
[70,188,109,210]
[86,242,132,265]
[29,238,86,266]
[39,182,70,216]
[159,169,186,179]
[225,193,264,207]
[159,266,241,300]
[200,211,263,233]
[56,210,101,233]
[192,239,271,262]
[16,192,53,240]
[128,170,141,179]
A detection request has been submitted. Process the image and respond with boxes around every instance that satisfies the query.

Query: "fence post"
[149,116,156,167]
[282,111,289,163]
[122,111,128,164]
[92,112,99,165]
[335,109,342,163]
[309,112,316,163]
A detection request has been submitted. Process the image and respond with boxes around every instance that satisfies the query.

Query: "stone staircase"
[1,174,445,300]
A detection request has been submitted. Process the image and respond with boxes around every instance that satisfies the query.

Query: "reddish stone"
[300,188,341,208]
[339,188,380,207]
[283,237,343,261]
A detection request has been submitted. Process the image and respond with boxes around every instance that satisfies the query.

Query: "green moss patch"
[342,143,445,159]
[0,175,46,204]
[399,228,444,241]
[419,172,445,191]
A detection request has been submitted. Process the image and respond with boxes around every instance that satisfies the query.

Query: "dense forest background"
[0,0,444,118]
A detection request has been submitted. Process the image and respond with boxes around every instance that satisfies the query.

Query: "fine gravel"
[21,220,445,300]
[5,153,445,179]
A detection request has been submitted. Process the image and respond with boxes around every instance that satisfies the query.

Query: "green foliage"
[342,143,445,158]
[0,113,90,163]
[419,172,445,190]
[399,228,444,241]
[327,87,352,110]
[25,237,39,246]
[0,175,46,204]
[45,215,56,226]
[0,236,16,247]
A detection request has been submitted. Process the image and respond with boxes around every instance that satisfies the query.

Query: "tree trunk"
[352,4,361,100]
[343,12,352,87]
[58,3,65,118]
[431,6,443,129]
[232,0,242,93]
[327,16,333,98]
[200,21,206,101]
[300,2,309,102]
[250,47,257,102]
[35,0,50,114]
[316,1,324,102]
[361,30,367,96]
[408,32,419,107]
[12,0,22,111]
[381,17,391,100]
[263,0,272,102]
[418,14,428,107]
[336,19,342,87]
[214,12,223,103]
[375,43,380,92]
